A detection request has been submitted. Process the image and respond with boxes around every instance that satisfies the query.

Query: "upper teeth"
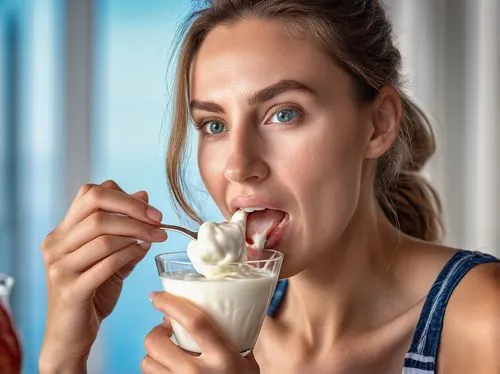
[241,207,267,213]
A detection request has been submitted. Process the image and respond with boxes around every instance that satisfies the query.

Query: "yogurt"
[161,268,277,354]
[186,210,248,278]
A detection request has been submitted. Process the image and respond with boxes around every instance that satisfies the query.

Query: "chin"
[275,254,308,279]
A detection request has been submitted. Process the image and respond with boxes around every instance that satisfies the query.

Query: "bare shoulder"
[439,256,500,373]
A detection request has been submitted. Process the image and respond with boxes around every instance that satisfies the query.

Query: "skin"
[39,18,500,374]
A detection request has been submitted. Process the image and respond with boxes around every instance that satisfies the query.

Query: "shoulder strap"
[267,279,288,317]
[404,250,498,371]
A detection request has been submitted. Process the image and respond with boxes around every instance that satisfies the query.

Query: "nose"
[223,126,270,184]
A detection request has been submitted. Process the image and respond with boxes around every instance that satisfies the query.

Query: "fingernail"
[146,206,162,222]
[150,228,167,241]
[149,292,158,303]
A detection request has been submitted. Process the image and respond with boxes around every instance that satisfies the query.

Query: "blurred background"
[0,0,498,373]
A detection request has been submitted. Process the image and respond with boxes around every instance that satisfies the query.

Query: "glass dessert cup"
[155,249,283,356]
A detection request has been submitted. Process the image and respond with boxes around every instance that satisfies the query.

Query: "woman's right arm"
[38,180,167,374]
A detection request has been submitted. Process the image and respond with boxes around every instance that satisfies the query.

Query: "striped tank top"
[266,250,499,373]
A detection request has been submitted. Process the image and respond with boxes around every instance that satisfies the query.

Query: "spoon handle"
[157,223,198,240]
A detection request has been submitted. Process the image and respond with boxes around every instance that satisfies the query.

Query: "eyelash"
[266,104,303,125]
[193,104,304,136]
[193,116,219,130]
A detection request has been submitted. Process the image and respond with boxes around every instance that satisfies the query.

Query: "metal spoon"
[157,223,198,240]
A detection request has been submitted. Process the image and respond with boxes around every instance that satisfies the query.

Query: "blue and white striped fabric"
[402,250,498,373]
[267,250,499,373]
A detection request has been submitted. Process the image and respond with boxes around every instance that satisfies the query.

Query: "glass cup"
[155,249,283,356]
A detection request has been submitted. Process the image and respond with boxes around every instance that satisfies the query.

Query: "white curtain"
[384,0,500,255]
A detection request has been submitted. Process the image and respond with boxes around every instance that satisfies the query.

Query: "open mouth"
[245,209,289,249]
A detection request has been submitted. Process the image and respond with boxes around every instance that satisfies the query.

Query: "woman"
[39,1,500,373]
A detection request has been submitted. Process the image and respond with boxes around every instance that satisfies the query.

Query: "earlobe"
[364,87,402,159]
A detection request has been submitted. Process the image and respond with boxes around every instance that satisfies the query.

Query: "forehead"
[189,18,349,102]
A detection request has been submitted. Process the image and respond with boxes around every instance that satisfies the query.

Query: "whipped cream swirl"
[187,210,248,278]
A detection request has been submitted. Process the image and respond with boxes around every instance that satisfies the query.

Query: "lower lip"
[265,214,289,249]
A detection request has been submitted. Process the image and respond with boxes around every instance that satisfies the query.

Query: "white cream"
[186,210,247,278]
[161,270,277,354]
[250,232,266,250]
[241,207,269,250]
[186,209,269,278]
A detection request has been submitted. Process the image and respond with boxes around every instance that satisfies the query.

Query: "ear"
[364,87,402,159]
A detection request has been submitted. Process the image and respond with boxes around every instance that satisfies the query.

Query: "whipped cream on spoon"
[156,207,267,242]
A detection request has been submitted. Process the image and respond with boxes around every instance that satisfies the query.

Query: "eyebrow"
[190,79,316,114]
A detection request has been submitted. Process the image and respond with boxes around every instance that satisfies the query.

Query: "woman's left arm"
[439,262,500,373]
[143,292,260,374]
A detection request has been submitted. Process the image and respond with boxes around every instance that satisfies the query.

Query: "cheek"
[282,116,367,242]
[279,116,366,194]
[198,142,226,201]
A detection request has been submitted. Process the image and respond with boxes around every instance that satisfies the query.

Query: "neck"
[279,201,412,348]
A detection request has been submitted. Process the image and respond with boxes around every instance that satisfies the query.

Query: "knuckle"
[143,336,153,354]
[141,355,155,373]
[89,212,106,230]
[41,248,54,265]
[140,356,149,373]
[41,230,58,262]
[78,183,95,196]
[87,185,104,205]
[48,264,64,282]
[42,229,56,246]
[101,179,119,188]
[143,329,159,354]
[97,235,115,251]
[104,255,120,273]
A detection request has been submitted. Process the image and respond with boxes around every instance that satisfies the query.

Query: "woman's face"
[190,19,379,276]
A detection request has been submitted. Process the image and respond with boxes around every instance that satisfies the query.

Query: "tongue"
[246,209,286,244]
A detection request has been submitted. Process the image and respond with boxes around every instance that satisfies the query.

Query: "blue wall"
[0,1,223,372]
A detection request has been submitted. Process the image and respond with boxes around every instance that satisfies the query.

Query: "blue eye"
[205,121,226,134]
[270,109,298,123]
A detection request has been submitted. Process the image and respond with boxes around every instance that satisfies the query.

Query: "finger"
[115,242,151,280]
[63,235,144,272]
[100,179,124,191]
[144,325,192,372]
[61,183,163,231]
[141,354,172,374]
[150,292,235,355]
[132,190,149,203]
[162,316,173,335]
[61,180,123,231]
[75,241,149,294]
[55,212,167,256]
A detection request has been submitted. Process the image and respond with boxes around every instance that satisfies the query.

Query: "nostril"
[223,158,270,183]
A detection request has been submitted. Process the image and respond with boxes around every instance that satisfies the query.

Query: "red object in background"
[0,304,22,374]
[0,275,22,374]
